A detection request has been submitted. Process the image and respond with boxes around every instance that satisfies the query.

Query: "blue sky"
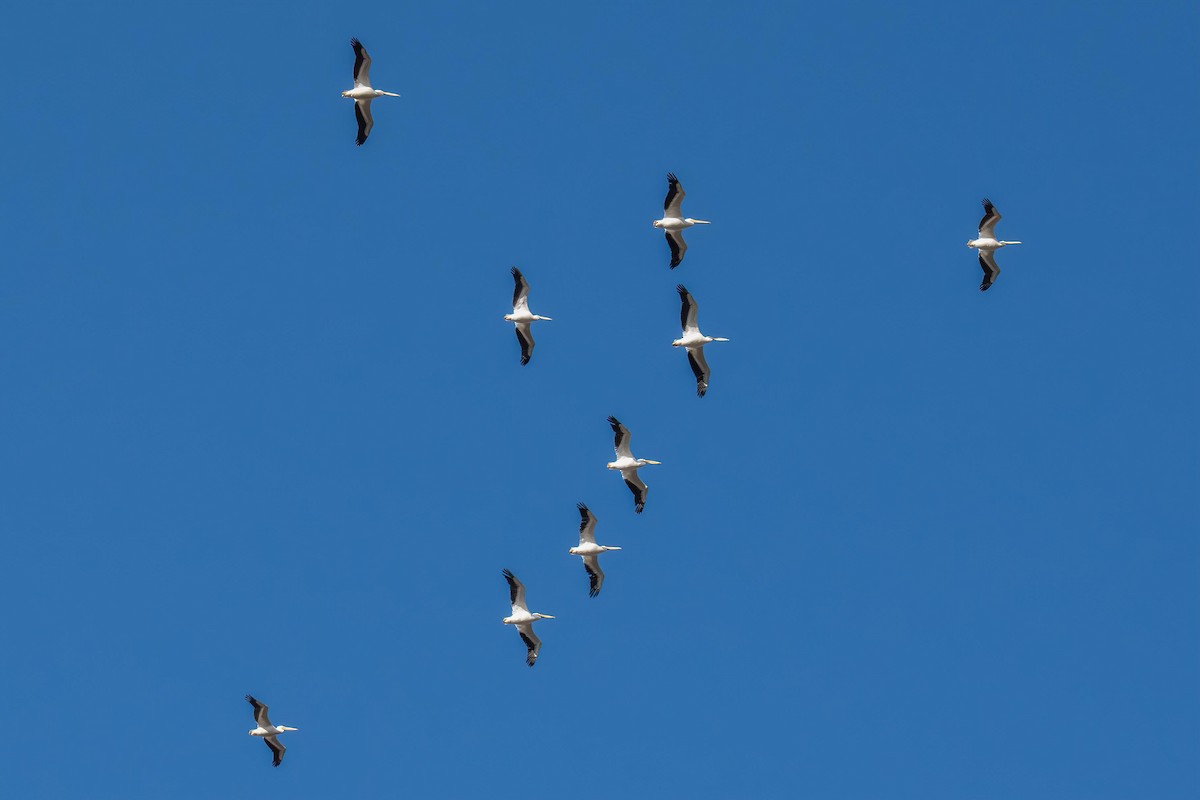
[1,1,1196,797]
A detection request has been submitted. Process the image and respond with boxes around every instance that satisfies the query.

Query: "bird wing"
[582,555,605,597]
[978,198,1001,240]
[607,416,633,459]
[687,347,710,398]
[978,251,1001,292]
[676,284,700,334]
[503,568,528,613]
[354,99,374,146]
[264,735,286,767]
[663,172,685,217]
[665,230,687,269]
[620,468,648,514]
[510,266,531,314]
[516,623,541,667]
[245,695,272,728]
[515,323,534,365]
[577,502,597,544]
[351,38,372,87]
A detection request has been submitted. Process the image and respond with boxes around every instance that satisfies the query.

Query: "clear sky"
[1,1,1196,797]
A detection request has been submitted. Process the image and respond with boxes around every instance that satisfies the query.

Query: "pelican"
[967,198,1022,291]
[569,503,622,597]
[653,173,710,269]
[341,38,400,146]
[245,695,298,767]
[673,284,729,397]
[501,569,554,666]
[504,267,552,365]
[606,416,661,514]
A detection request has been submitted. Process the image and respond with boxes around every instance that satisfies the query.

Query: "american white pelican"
[569,503,622,597]
[342,38,400,146]
[653,173,710,269]
[673,284,729,397]
[501,569,554,666]
[245,695,298,767]
[606,416,661,514]
[504,267,552,365]
[967,198,1022,291]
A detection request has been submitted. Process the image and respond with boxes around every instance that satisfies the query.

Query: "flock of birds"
[244,37,1026,769]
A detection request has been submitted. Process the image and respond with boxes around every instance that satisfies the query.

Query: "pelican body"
[501,569,554,666]
[569,503,621,597]
[342,38,400,146]
[654,173,710,268]
[672,284,729,397]
[967,198,1022,291]
[245,695,298,767]
[504,267,552,365]
[605,416,661,513]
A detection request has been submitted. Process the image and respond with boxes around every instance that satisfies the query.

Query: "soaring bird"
[501,569,555,666]
[605,416,662,513]
[341,38,400,146]
[504,267,552,365]
[672,284,730,397]
[245,695,298,767]
[966,198,1022,291]
[653,173,710,269]
[568,503,622,597]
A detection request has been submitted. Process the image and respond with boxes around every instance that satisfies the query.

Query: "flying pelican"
[569,503,622,597]
[504,267,552,365]
[245,695,298,767]
[967,198,1022,291]
[673,284,730,397]
[653,173,710,269]
[501,569,554,666]
[342,38,400,146]
[606,416,661,514]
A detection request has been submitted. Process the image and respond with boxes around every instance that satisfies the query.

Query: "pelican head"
[652,220,663,228]
[341,90,351,98]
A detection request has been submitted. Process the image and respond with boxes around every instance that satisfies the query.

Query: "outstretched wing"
[686,347,710,397]
[665,230,687,269]
[516,623,541,667]
[351,38,372,87]
[511,267,531,314]
[577,502,598,545]
[664,172,685,218]
[515,323,534,365]
[582,555,605,597]
[978,250,1001,292]
[607,416,633,459]
[677,284,699,333]
[354,99,374,146]
[245,695,272,728]
[621,469,648,514]
[503,568,528,613]
[978,198,1001,240]
[264,735,286,767]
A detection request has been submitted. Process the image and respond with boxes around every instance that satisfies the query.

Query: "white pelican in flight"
[606,416,661,514]
[673,284,729,398]
[967,198,1022,291]
[502,569,554,666]
[653,173,710,269]
[245,695,298,767]
[504,267,552,365]
[342,38,400,146]
[569,503,622,597]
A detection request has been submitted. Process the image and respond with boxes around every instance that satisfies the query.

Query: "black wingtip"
[589,587,600,598]
[607,415,619,426]
[350,37,361,47]
[577,502,589,513]
[676,283,688,295]
[511,266,521,278]
[669,259,681,269]
[520,354,530,366]
[635,503,644,514]
[667,172,678,183]
[502,568,514,579]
